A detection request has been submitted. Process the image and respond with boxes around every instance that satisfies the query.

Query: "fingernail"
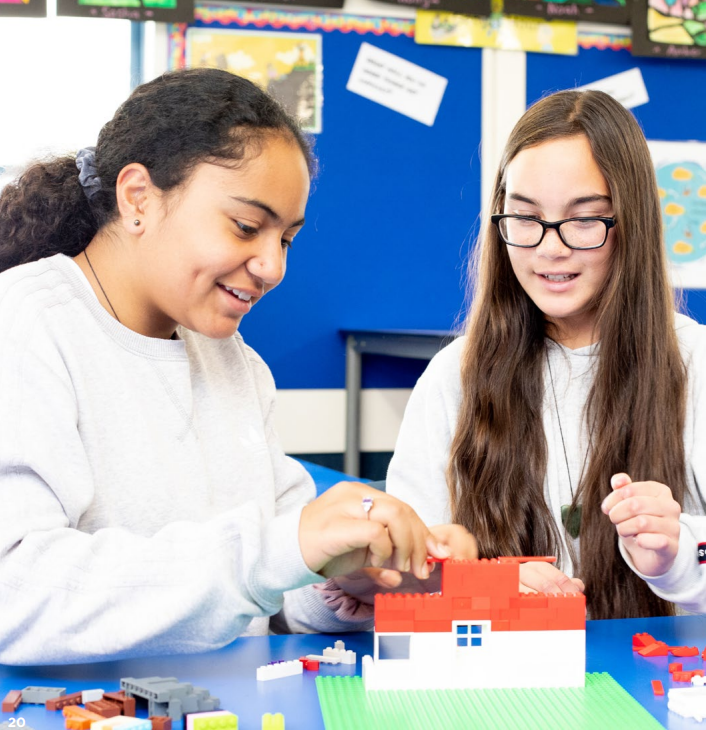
[421,565,429,580]
[436,543,450,557]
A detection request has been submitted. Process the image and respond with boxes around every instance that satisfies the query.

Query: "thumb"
[610,473,632,490]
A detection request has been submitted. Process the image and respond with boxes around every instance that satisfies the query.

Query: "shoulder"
[0,255,75,315]
[420,335,465,388]
[675,312,706,363]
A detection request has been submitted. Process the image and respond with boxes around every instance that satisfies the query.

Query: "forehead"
[505,135,610,204]
[185,136,310,212]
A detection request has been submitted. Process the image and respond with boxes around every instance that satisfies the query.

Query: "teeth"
[223,286,253,301]
[543,274,575,282]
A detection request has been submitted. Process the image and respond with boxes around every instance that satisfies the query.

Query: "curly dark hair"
[0,68,316,273]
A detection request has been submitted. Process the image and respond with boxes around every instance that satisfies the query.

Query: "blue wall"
[222,25,485,389]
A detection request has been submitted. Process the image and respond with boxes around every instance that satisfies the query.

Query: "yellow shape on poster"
[415,9,577,55]
[664,202,685,216]
[651,24,695,45]
[658,188,667,198]
[698,186,706,198]
[672,167,694,181]
[700,221,706,234]
[647,7,684,31]
[673,241,694,255]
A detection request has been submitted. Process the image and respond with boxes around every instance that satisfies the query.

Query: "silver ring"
[362,496,374,519]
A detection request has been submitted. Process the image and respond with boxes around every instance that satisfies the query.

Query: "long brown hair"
[448,90,687,619]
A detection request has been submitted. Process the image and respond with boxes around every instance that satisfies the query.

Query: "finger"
[611,473,632,489]
[631,532,675,553]
[606,495,681,527]
[615,515,680,541]
[519,562,578,595]
[571,578,586,592]
[335,519,393,568]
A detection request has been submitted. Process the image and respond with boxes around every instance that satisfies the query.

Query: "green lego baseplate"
[315,673,663,730]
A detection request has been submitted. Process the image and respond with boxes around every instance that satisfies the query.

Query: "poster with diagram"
[649,141,706,289]
[632,0,706,59]
[0,0,46,17]
[502,0,628,25]
[186,29,322,134]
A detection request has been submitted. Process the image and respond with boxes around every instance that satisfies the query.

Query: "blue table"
[2,616,706,730]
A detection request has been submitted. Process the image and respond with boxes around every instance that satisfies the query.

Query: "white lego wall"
[367,629,585,691]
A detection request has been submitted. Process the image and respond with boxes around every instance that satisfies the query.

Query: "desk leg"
[344,335,361,477]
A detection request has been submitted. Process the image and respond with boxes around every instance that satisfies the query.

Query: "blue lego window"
[456,623,483,648]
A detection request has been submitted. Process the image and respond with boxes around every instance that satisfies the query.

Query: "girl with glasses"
[0,69,476,664]
[387,89,706,618]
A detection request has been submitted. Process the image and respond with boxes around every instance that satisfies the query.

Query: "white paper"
[346,42,448,127]
[578,68,649,110]
[648,140,706,289]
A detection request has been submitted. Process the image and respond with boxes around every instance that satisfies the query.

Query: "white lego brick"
[669,687,706,722]
[334,641,345,651]
[323,647,356,665]
[256,660,304,681]
[91,719,150,730]
[82,690,105,703]
[305,654,340,665]
[694,676,706,687]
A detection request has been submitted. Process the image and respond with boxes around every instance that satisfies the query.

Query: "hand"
[298,482,451,580]
[332,523,479,604]
[519,561,585,594]
[601,473,681,577]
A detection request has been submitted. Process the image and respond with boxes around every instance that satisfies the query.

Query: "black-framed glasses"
[491,214,616,250]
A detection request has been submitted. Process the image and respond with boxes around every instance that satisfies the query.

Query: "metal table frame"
[341,329,456,476]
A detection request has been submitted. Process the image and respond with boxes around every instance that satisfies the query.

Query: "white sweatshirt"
[387,313,706,613]
[0,254,350,666]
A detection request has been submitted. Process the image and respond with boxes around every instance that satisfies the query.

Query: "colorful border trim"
[577,29,632,52]
[169,3,415,70]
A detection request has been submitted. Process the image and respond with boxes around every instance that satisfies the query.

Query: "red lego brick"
[703,647,706,661]
[63,706,105,730]
[633,633,657,650]
[2,690,22,713]
[670,646,699,657]
[375,619,415,633]
[452,598,474,610]
[490,620,510,631]
[46,692,84,711]
[149,718,172,730]
[413,620,450,633]
[498,556,557,564]
[638,642,669,657]
[304,660,319,671]
[652,680,665,696]
[471,597,491,610]
[669,662,683,674]
[673,670,704,682]
[85,701,120,718]
[103,692,136,717]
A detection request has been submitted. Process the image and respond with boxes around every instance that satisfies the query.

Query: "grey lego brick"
[20,688,66,704]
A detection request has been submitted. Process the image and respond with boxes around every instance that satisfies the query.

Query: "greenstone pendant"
[561,504,582,540]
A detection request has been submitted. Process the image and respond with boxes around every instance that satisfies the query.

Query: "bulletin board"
[170,5,483,390]
[526,32,706,323]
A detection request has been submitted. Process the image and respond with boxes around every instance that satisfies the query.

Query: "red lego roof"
[375,558,585,633]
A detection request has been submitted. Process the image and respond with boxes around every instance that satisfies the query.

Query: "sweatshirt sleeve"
[385,337,465,527]
[0,338,320,665]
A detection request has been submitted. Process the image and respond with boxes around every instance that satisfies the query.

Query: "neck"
[546,315,599,350]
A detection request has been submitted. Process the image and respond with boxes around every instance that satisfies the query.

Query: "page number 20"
[7,719,26,727]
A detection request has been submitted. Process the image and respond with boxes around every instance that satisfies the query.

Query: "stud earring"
[133,219,141,226]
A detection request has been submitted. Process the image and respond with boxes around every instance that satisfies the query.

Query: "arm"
[0,341,319,665]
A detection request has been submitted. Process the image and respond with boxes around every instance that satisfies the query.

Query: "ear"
[115,163,154,236]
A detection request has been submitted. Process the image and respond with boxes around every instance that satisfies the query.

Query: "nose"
[537,227,570,259]
[246,236,285,286]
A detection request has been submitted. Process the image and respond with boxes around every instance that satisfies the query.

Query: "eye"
[234,221,258,236]
[281,239,293,250]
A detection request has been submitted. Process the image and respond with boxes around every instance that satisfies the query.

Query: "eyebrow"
[230,196,306,228]
[507,193,612,207]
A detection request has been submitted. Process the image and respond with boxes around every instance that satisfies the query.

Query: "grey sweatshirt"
[387,314,706,613]
[0,254,350,665]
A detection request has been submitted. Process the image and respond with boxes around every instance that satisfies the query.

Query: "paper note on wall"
[346,42,448,127]
[577,68,649,110]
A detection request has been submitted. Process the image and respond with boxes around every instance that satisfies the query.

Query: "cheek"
[505,247,531,279]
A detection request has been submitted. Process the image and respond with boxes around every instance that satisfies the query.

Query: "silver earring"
[133,219,141,226]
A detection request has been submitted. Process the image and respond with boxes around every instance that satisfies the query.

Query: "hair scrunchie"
[76,147,102,200]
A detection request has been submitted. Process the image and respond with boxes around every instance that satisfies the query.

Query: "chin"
[194,320,242,340]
